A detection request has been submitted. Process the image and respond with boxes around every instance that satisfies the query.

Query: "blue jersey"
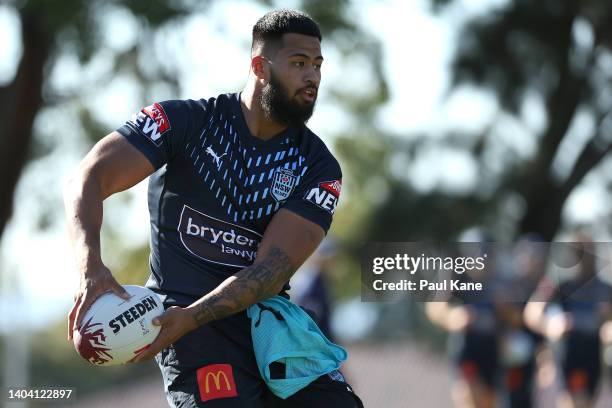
[117,93,342,306]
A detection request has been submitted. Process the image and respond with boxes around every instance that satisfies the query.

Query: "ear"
[251,56,267,79]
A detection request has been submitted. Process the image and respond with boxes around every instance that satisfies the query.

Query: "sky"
[0,0,608,332]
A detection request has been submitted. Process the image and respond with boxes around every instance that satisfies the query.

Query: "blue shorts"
[452,331,499,387]
[560,332,601,396]
[155,312,362,407]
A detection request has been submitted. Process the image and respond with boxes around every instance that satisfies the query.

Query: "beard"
[260,70,316,127]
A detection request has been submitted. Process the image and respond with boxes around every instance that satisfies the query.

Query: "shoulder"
[300,126,342,176]
[158,96,220,116]
[153,94,236,128]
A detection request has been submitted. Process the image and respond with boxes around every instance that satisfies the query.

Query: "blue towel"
[246,296,348,399]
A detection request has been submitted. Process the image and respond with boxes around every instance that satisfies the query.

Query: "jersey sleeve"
[116,100,199,169]
[282,156,342,234]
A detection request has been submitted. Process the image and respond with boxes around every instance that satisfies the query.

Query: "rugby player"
[425,230,499,408]
[524,233,612,408]
[65,9,362,407]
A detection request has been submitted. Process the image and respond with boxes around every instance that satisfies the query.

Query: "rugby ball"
[73,285,163,366]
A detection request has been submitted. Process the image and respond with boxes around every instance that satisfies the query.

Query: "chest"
[180,117,308,224]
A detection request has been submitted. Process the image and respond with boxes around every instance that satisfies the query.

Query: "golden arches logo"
[197,363,237,401]
[204,371,232,393]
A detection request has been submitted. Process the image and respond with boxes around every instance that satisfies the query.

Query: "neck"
[240,79,287,140]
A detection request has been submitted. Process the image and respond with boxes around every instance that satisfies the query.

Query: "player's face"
[261,33,323,126]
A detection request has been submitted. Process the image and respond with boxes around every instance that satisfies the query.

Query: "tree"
[428,0,612,239]
[0,0,192,241]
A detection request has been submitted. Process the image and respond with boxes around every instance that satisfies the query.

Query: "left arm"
[133,208,325,361]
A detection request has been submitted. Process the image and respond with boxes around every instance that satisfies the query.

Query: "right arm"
[523,278,571,340]
[425,302,474,333]
[64,131,155,340]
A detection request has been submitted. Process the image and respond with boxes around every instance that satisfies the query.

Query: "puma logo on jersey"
[206,146,227,169]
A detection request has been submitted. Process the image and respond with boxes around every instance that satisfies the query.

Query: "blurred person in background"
[495,234,548,408]
[426,228,500,408]
[290,238,338,341]
[600,319,612,385]
[524,231,612,408]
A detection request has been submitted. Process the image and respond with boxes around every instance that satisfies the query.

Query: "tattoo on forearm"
[193,247,293,326]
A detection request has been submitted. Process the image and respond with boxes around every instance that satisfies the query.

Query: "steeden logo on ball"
[73,285,163,366]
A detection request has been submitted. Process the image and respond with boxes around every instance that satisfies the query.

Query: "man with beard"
[65,9,361,408]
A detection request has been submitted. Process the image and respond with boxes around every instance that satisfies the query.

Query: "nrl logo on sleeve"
[132,102,170,146]
[271,168,297,202]
[305,179,342,214]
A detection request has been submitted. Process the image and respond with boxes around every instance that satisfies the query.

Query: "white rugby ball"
[73,285,163,366]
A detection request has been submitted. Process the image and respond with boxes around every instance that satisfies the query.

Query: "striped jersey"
[117,93,342,305]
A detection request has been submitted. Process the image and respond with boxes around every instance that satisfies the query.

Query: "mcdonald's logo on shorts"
[196,363,238,402]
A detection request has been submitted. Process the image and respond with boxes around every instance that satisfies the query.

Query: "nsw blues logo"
[271,169,297,202]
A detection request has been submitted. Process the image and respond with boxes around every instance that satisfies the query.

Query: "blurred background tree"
[334,0,612,246]
[423,0,612,240]
[0,0,193,241]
